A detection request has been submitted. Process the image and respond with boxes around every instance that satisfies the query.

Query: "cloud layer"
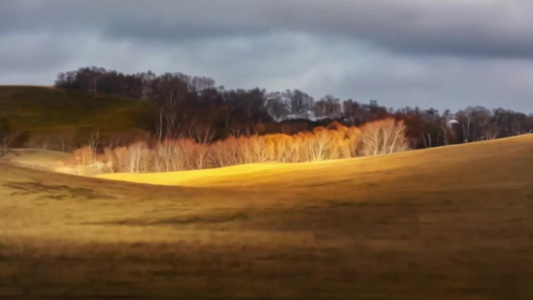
[1,0,532,112]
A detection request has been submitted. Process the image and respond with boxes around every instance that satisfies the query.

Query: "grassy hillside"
[99,134,533,189]
[1,148,73,170]
[0,85,157,141]
[0,135,532,299]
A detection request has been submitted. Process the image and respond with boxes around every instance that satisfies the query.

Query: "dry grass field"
[0,135,532,299]
[1,149,73,171]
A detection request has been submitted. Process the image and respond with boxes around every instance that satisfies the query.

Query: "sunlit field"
[2,0,533,298]
[1,135,532,299]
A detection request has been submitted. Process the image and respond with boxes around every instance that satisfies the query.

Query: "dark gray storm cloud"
[0,0,532,112]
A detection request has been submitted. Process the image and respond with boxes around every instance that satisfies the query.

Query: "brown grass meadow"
[0,134,532,299]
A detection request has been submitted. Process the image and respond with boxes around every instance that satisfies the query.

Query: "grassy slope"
[0,135,532,299]
[0,85,156,135]
[1,149,73,170]
[99,134,533,190]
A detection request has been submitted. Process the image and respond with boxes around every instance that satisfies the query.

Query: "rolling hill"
[0,135,532,299]
[0,86,157,145]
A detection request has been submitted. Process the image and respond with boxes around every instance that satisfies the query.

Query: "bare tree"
[0,129,23,157]
[358,119,410,156]
[151,73,189,140]
[266,92,290,121]
[188,121,215,144]
[315,95,341,119]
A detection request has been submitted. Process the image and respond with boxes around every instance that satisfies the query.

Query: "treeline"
[56,67,533,148]
[73,119,409,174]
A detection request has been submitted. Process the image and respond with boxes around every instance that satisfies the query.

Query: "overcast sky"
[1,0,533,112]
